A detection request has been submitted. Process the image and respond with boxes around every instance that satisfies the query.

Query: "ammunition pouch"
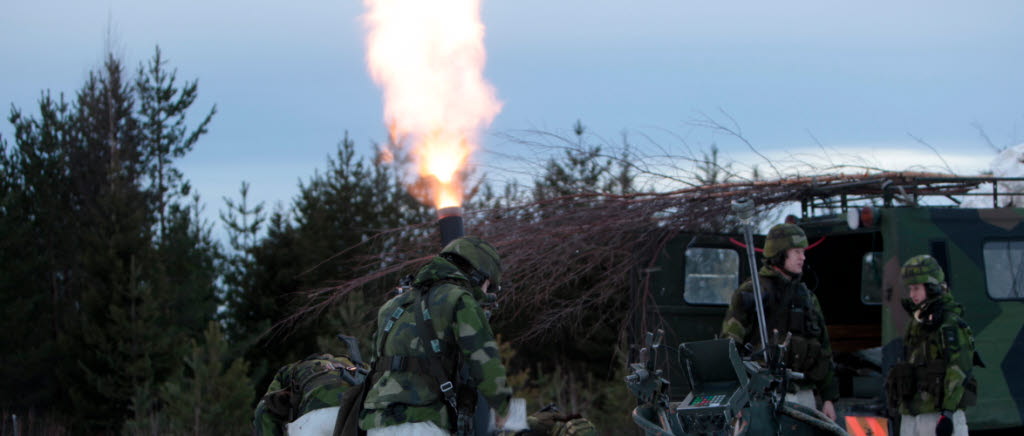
[804,306,822,336]
[958,376,978,409]
[785,336,827,382]
[885,363,915,412]
[803,347,829,383]
[788,303,822,338]
[787,335,808,371]
[915,359,946,404]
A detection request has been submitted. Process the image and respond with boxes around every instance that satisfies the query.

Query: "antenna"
[731,198,772,363]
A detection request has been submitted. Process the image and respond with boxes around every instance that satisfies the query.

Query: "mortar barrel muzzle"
[437,206,465,247]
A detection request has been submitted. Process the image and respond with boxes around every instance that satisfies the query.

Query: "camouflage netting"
[289,171,989,344]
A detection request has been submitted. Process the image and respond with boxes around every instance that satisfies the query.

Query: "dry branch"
[287,171,987,344]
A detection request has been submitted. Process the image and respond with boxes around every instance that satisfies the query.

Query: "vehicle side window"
[983,240,1024,300]
[860,252,883,305]
[684,247,740,305]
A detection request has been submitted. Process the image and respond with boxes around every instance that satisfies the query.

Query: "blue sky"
[2,1,1023,223]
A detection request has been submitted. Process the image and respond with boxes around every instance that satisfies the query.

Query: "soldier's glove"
[935,410,954,436]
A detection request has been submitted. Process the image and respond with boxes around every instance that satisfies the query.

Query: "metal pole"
[732,198,772,361]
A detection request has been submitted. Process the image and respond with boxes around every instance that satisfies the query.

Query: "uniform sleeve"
[721,283,752,345]
[940,321,972,411]
[810,294,839,402]
[253,365,291,436]
[454,293,512,416]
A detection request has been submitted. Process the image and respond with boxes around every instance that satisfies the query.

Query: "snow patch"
[286,407,339,436]
[961,143,1024,208]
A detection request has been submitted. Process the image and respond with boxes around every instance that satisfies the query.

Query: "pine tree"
[125,321,253,436]
[0,91,79,414]
[220,181,271,375]
[230,135,433,393]
[157,195,221,349]
[60,51,167,431]
[2,46,220,432]
[532,120,616,201]
[135,46,216,240]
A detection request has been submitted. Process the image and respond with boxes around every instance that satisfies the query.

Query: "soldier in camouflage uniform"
[721,223,839,421]
[360,236,514,435]
[887,255,977,436]
[253,353,363,436]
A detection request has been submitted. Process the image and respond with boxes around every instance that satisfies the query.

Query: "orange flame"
[363,0,501,209]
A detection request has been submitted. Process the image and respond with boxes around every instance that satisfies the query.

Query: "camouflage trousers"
[899,410,967,436]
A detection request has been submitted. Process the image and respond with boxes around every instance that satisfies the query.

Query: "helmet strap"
[913,296,945,330]
[440,252,489,288]
[467,269,488,288]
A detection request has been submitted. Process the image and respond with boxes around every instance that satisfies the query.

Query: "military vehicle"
[629,173,1024,434]
[627,197,849,435]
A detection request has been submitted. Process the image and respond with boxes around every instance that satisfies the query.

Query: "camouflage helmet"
[901,254,945,286]
[441,236,502,288]
[763,223,809,258]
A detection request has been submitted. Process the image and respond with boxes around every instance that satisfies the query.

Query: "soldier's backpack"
[253,343,370,436]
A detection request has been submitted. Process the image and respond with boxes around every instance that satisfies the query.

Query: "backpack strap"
[413,286,458,411]
[376,293,416,359]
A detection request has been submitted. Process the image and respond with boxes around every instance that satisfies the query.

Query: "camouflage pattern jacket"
[253,353,360,436]
[360,256,512,431]
[899,293,975,415]
[721,265,839,401]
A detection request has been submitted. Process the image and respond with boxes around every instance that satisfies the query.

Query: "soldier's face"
[783,248,805,275]
[908,283,927,305]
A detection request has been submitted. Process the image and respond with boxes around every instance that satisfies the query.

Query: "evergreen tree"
[230,135,433,394]
[157,195,221,351]
[529,120,635,203]
[1,47,219,432]
[221,181,267,344]
[0,91,79,414]
[693,143,732,186]
[135,46,215,240]
[532,120,615,201]
[125,321,253,436]
[60,51,167,431]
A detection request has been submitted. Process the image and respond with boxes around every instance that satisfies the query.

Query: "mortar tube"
[437,206,465,248]
[437,205,493,430]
